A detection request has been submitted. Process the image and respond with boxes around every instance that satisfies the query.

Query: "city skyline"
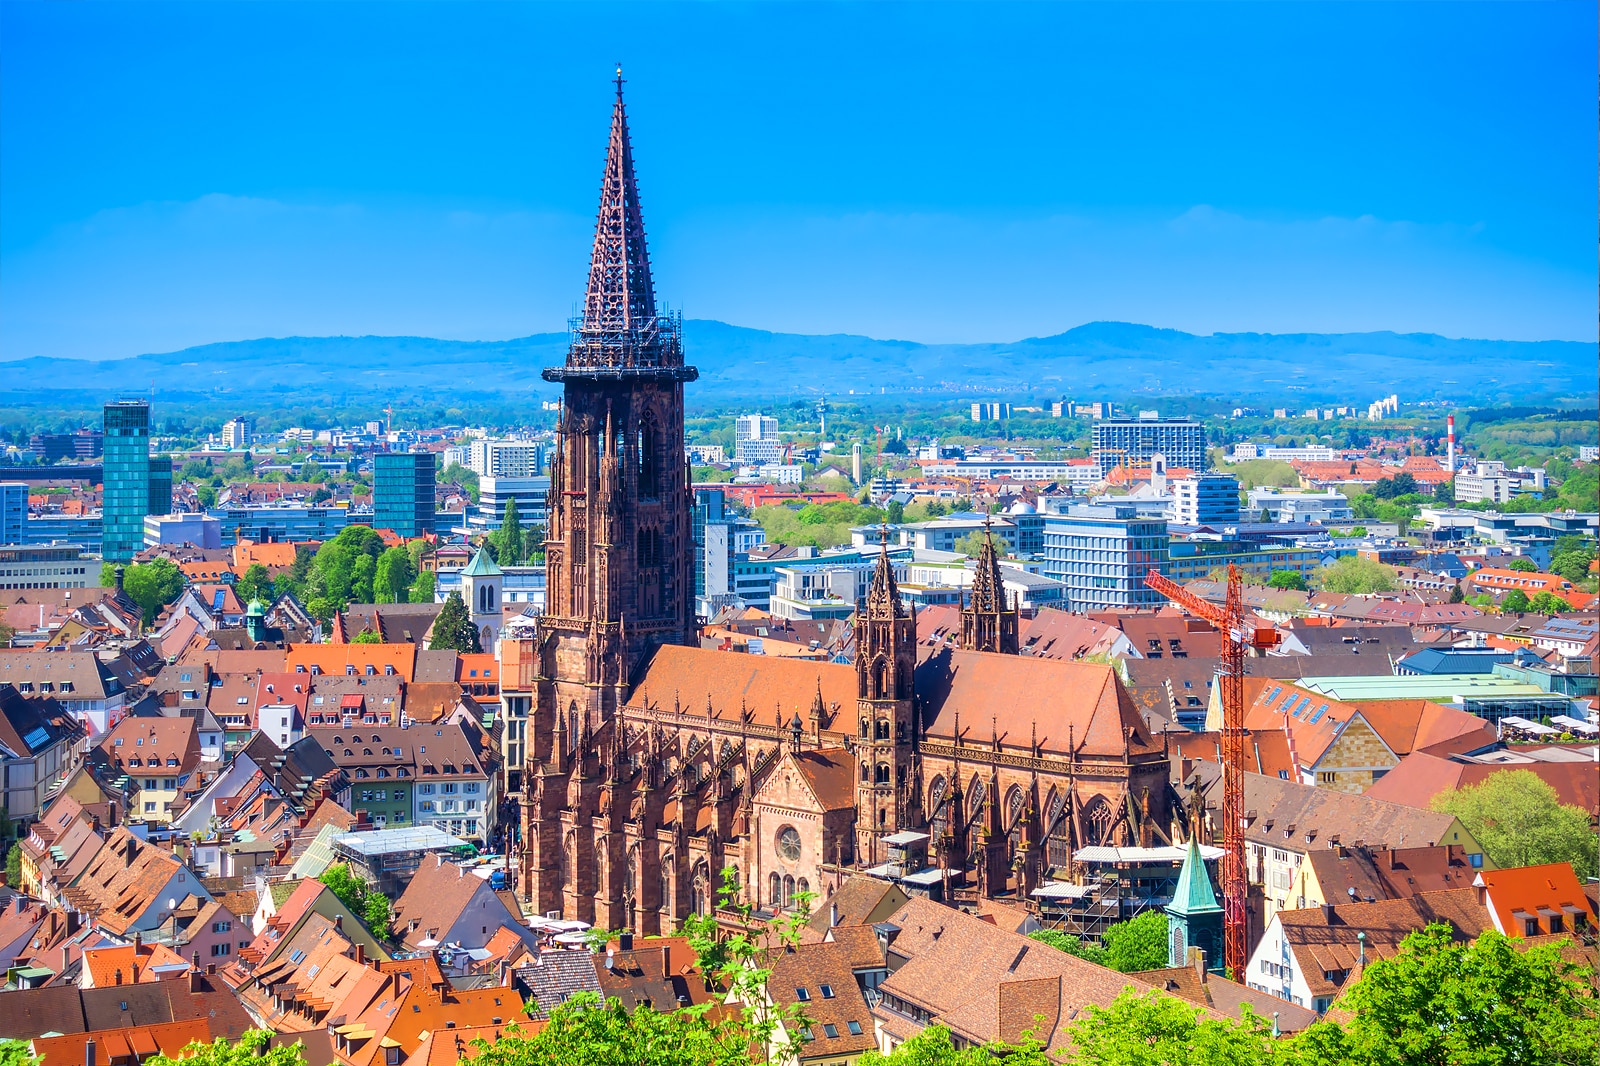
[1,2,1595,364]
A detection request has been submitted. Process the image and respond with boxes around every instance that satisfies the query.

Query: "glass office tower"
[102,401,152,562]
[373,451,436,537]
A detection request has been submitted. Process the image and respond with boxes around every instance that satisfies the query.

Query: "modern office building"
[460,475,551,541]
[148,457,173,518]
[1245,489,1354,525]
[1171,473,1242,526]
[693,487,768,615]
[734,412,783,464]
[1,482,25,546]
[208,505,350,546]
[144,512,222,550]
[102,400,153,563]
[467,438,544,478]
[1091,414,1206,477]
[0,543,94,590]
[1041,504,1170,612]
[373,451,436,537]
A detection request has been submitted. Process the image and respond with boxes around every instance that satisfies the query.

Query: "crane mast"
[1144,563,1279,980]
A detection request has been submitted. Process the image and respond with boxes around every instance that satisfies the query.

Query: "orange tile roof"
[82,941,191,986]
[32,1019,216,1064]
[629,644,859,727]
[1476,862,1597,937]
[233,540,303,571]
[285,642,417,683]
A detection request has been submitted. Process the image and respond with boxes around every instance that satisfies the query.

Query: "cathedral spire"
[574,67,660,362]
[969,516,1007,615]
[959,514,1020,655]
[864,527,906,619]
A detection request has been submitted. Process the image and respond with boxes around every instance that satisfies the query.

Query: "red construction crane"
[1145,563,1280,980]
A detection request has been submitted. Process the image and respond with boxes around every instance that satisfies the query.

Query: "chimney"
[830,902,839,928]
[189,966,202,993]
[85,1040,97,1066]
[334,914,342,934]
[207,963,217,975]
[133,931,142,952]
[1387,849,1399,871]
[1321,901,1336,924]
[618,932,633,951]
[114,968,123,985]
[354,943,365,965]
[661,944,670,976]
[192,951,201,972]
[61,944,71,974]
[1192,947,1207,984]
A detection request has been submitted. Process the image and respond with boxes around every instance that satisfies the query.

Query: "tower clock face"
[777,826,802,862]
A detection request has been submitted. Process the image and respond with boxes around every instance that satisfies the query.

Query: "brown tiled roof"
[788,748,856,811]
[97,715,201,776]
[628,644,858,726]
[65,829,208,937]
[391,854,501,949]
[0,651,120,700]
[821,925,886,972]
[1236,770,1467,854]
[1174,730,1296,780]
[1277,888,1491,997]
[1306,844,1480,904]
[876,897,1172,1053]
[0,974,254,1041]
[1366,751,1600,816]
[807,876,910,934]
[1016,610,1127,662]
[916,646,1161,758]
[1131,965,1318,1032]
[765,943,876,1056]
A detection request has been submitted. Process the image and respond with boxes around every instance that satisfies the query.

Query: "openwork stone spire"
[558,67,687,373]
[959,516,1020,655]
[864,529,906,619]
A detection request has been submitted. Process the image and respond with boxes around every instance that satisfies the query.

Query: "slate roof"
[514,952,603,1019]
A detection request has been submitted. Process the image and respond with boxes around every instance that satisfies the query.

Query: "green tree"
[1062,989,1277,1066]
[1549,543,1596,585]
[1527,591,1570,615]
[373,546,415,604]
[1500,589,1532,613]
[123,558,186,623]
[351,630,381,644]
[1317,555,1396,594]
[234,563,272,606]
[5,843,21,888]
[953,530,1009,558]
[362,891,394,941]
[144,1030,307,1066]
[305,526,386,611]
[886,499,905,525]
[1506,556,1539,572]
[0,1039,41,1066]
[496,498,524,566]
[428,592,482,653]
[1267,569,1308,591]
[1448,582,1464,603]
[1430,771,1597,878]
[318,862,369,913]
[1027,927,1107,966]
[1100,909,1170,973]
[1294,924,1598,1066]
[349,552,377,604]
[409,570,437,604]
[99,562,117,587]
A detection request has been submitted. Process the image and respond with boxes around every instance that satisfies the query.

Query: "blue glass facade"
[1041,504,1170,612]
[102,401,151,563]
[373,452,436,537]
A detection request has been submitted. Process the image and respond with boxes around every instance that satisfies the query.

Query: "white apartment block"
[735,413,783,464]
[468,438,544,478]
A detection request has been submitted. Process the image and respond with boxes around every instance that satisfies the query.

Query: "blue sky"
[1,1,1594,360]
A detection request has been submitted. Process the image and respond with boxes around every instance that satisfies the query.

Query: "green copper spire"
[1168,836,1222,918]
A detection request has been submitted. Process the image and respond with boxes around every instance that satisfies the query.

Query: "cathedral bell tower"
[522,71,698,914]
[853,535,919,868]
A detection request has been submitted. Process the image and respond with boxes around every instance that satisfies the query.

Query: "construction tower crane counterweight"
[1144,563,1280,981]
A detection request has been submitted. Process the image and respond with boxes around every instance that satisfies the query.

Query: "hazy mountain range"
[1,320,1593,408]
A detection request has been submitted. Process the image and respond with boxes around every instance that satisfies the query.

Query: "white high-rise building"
[468,438,544,478]
[221,417,254,450]
[734,413,782,464]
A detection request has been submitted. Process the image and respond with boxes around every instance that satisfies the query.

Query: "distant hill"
[1,320,1592,407]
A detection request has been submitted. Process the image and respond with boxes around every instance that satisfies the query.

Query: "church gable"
[755,748,857,814]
